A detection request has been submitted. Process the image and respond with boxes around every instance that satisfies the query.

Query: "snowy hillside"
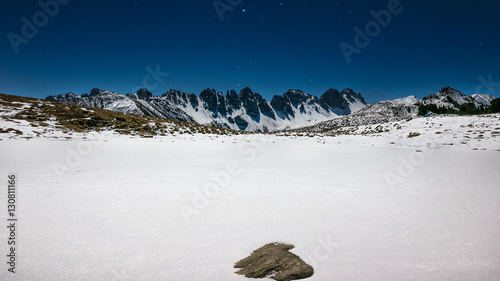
[298,114,500,151]
[472,93,497,105]
[298,87,498,133]
[421,87,495,109]
[298,96,420,132]
[0,93,243,140]
[46,87,368,132]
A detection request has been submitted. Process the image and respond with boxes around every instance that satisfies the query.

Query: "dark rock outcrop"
[234,243,314,281]
[136,88,153,100]
[320,88,346,109]
[89,87,102,97]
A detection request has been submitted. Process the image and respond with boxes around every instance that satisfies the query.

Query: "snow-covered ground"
[0,131,499,280]
[1,109,499,280]
[298,114,500,151]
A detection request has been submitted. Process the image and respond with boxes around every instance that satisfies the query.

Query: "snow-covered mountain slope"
[299,96,421,132]
[356,95,421,116]
[471,93,497,105]
[0,93,243,140]
[422,87,495,109]
[46,89,144,114]
[46,87,368,132]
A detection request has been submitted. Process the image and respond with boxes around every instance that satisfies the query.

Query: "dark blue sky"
[1,0,499,103]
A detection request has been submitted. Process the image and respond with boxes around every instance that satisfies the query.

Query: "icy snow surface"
[0,129,499,280]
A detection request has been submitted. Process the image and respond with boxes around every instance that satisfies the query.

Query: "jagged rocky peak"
[319,88,367,110]
[270,93,295,120]
[341,88,356,95]
[342,88,365,103]
[44,86,370,132]
[162,89,186,97]
[199,88,218,102]
[238,87,261,119]
[283,89,311,99]
[136,88,153,100]
[438,86,464,96]
[320,88,348,109]
[427,87,467,100]
[282,89,316,108]
[199,88,223,113]
[45,91,80,102]
[322,88,341,95]
[423,87,474,106]
[254,93,275,120]
[227,89,240,109]
[162,89,198,106]
[89,87,103,97]
[239,87,255,98]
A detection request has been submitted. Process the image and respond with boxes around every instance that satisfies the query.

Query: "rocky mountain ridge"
[46,87,368,132]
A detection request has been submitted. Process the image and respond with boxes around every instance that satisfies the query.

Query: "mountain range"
[46,87,496,132]
[300,87,496,132]
[46,87,367,132]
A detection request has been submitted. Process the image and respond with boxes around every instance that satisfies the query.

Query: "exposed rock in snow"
[235,243,314,281]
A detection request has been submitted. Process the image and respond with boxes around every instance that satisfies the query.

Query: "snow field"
[0,136,499,280]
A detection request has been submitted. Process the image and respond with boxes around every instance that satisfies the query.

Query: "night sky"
[1,0,499,103]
